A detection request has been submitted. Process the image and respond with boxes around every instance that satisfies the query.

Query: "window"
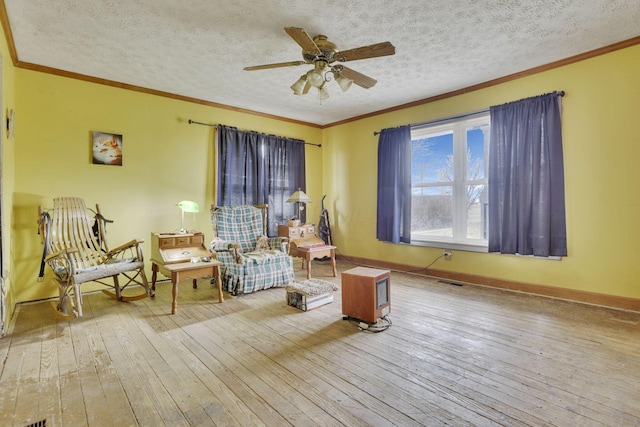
[217,125,306,235]
[410,114,490,250]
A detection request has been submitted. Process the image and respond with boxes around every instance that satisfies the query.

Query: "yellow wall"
[323,44,640,299]
[0,22,15,324]
[13,70,322,304]
[0,21,16,332]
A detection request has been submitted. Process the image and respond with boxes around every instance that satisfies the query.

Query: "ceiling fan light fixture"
[290,75,307,95]
[307,70,325,88]
[318,85,330,101]
[244,27,395,101]
[307,61,328,88]
[335,73,353,92]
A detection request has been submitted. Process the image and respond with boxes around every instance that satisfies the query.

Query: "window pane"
[466,184,488,239]
[412,132,453,185]
[411,189,453,238]
[467,127,485,180]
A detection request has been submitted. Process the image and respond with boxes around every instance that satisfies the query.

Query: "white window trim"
[410,113,490,250]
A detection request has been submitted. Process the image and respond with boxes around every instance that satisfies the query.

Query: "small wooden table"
[151,260,223,314]
[296,245,337,280]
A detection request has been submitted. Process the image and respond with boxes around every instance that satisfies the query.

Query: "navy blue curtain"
[217,125,306,235]
[376,125,412,243]
[488,92,567,256]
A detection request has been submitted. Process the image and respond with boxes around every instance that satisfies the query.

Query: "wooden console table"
[150,231,223,314]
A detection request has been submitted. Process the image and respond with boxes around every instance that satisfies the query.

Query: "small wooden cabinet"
[150,231,210,265]
[278,223,323,257]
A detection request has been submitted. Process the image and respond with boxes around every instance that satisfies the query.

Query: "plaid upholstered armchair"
[209,205,294,295]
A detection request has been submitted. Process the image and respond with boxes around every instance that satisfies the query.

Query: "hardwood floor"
[1,260,640,426]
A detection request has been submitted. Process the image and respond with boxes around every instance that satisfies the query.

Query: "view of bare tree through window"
[410,117,489,245]
[411,132,454,238]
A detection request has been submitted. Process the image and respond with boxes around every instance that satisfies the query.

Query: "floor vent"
[437,280,463,287]
[25,420,46,427]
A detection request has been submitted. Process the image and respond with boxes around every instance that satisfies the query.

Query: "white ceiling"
[4,1,640,126]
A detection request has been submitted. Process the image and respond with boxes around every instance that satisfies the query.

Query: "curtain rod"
[188,119,321,147]
[372,90,565,136]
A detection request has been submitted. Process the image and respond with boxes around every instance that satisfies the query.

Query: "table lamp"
[177,200,199,233]
[286,189,311,226]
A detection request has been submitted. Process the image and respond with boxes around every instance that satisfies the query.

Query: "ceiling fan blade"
[339,66,377,89]
[338,41,396,62]
[244,60,308,71]
[284,27,321,55]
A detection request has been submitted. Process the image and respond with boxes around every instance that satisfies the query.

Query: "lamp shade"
[307,61,327,88]
[176,200,199,233]
[335,74,353,92]
[318,85,330,100]
[286,189,311,204]
[177,200,199,213]
[290,75,307,95]
[307,70,325,88]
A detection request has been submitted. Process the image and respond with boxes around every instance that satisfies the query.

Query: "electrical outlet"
[444,251,452,260]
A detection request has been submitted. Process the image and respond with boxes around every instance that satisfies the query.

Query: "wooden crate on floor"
[285,279,338,311]
[286,290,333,311]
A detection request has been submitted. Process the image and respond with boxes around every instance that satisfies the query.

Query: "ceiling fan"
[244,27,395,99]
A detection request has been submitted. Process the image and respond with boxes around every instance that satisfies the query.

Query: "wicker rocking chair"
[38,197,151,319]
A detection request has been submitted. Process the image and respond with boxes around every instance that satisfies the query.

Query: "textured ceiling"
[4,0,640,126]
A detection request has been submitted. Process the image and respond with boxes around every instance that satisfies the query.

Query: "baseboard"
[337,255,640,313]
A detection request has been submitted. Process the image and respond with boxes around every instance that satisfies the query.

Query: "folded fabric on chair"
[240,251,277,264]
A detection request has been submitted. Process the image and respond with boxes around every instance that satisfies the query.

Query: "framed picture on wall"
[92,131,123,166]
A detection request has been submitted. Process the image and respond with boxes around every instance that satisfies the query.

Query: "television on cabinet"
[341,267,390,323]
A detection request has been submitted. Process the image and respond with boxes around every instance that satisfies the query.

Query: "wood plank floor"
[1,260,640,426]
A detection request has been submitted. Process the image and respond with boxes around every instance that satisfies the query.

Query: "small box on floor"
[286,290,333,311]
[285,279,338,311]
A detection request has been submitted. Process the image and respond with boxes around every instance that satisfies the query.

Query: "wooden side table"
[151,260,223,314]
[296,245,337,280]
